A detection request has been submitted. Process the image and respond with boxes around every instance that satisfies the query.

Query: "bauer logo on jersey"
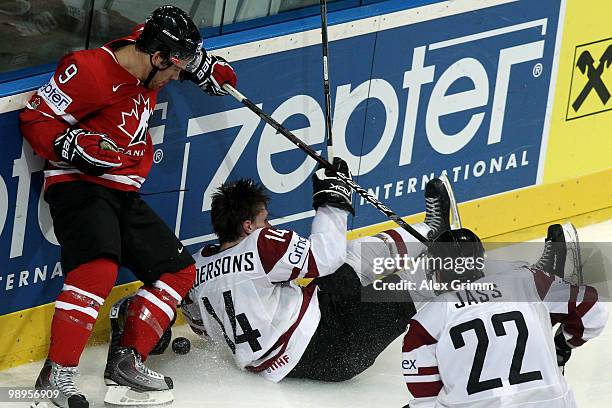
[38,78,72,114]
[566,38,612,120]
[118,94,153,146]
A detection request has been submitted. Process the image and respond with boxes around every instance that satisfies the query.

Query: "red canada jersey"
[19,25,157,192]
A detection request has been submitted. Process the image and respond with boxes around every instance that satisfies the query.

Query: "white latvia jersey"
[401,265,609,408]
[183,207,347,382]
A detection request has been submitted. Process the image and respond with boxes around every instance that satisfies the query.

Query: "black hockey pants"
[287,264,416,382]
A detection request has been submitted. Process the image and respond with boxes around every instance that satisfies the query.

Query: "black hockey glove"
[185,51,237,96]
[554,327,572,370]
[53,127,122,176]
[312,157,354,215]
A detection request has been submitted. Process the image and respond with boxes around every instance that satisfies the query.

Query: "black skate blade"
[104,386,173,407]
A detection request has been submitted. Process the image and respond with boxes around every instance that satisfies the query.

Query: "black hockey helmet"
[136,5,203,68]
[427,228,485,286]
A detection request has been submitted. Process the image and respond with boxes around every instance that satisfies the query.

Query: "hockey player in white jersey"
[182,158,454,382]
[401,225,608,408]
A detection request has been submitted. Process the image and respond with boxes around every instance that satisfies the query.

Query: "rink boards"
[0,0,610,369]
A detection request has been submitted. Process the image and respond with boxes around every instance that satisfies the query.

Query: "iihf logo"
[567,39,612,120]
[117,94,153,146]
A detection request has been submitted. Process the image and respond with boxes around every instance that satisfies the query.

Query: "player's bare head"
[211,178,270,244]
[427,228,485,292]
[136,5,203,88]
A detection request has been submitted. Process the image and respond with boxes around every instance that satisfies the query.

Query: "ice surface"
[1,220,610,407]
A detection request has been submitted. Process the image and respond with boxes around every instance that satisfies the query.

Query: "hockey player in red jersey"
[401,225,608,408]
[19,5,237,408]
[181,160,455,382]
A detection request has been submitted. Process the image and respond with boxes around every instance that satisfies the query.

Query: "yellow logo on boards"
[567,38,612,120]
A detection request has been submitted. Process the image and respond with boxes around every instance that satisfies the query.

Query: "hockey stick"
[222,84,428,244]
[320,0,334,161]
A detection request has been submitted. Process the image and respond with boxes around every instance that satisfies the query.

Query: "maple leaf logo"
[117,94,153,146]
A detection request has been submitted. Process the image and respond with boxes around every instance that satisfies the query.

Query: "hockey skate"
[30,359,88,408]
[103,298,174,406]
[534,222,583,284]
[423,174,459,240]
[104,347,174,406]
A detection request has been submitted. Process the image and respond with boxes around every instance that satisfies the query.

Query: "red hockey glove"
[53,128,122,176]
[188,52,237,96]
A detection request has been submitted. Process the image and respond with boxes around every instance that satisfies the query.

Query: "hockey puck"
[172,337,191,355]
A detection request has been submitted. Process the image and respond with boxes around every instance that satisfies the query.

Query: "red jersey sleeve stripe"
[567,286,598,347]
[407,381,443,398]
[417,366,439,375]
[246,285,316,372]
[257,228,293,274]
[530,268,556,300]
[304,251,320,279]
[561,285,583,344]
[289,267,301,281]
[576,286,598,315]
[568,285,578,313]
[550,312,565,326]
[403,320,438,352]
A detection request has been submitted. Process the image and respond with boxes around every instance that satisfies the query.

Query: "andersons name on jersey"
[195,252,255,286]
